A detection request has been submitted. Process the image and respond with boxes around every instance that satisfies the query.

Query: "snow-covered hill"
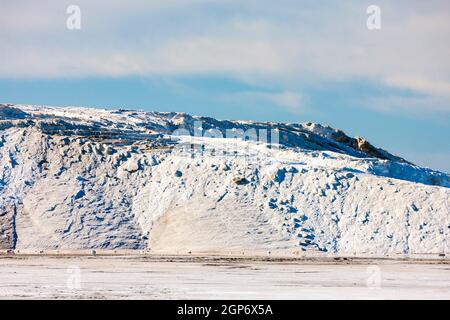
[0,104,449,256]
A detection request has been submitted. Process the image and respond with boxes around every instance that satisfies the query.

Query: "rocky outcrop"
[0,104,408,163]
[0,202,16,250]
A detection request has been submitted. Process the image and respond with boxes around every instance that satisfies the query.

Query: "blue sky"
[1,0,449,172]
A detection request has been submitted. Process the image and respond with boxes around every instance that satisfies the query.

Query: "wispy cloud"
[385,76,450,97]
[224,91,307,113]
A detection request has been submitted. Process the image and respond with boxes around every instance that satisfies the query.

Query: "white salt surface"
[0,256,448,299]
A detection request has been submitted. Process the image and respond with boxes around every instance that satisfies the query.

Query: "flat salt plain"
[0,255,449,299]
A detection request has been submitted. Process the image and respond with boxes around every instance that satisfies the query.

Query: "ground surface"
[0,256,448,299]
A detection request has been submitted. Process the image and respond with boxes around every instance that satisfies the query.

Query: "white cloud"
[150,37,287,75]
[363,95,450,113]
[385,76,450,97]
[224,91,307,112]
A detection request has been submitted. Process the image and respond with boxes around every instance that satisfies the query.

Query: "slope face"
[0,104,449,255]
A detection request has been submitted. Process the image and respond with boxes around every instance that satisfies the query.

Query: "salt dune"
[1,104,449,256]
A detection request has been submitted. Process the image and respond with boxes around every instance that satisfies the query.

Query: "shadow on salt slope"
[366,160,450,188]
